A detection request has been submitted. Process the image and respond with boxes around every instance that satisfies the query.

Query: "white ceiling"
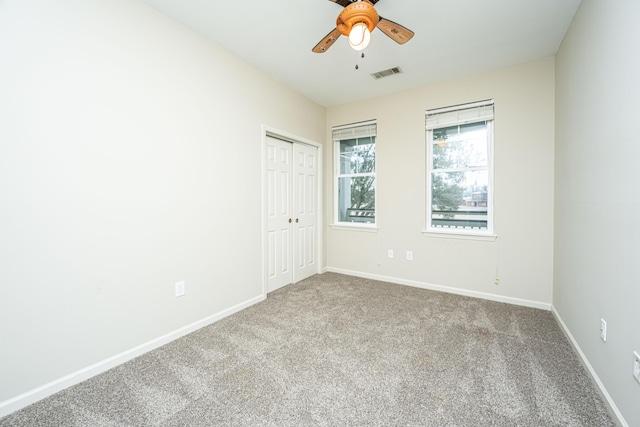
[142,0,581,107]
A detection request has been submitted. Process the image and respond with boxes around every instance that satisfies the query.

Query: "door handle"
[288,218,292,223]
[295,218,299,223]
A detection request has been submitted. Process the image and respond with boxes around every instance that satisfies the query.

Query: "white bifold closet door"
[266,137,317,293]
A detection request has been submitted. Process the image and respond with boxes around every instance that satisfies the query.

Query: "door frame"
[261,125,323,297]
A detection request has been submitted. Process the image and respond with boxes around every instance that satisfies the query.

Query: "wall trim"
[325,267,551,310]
[0,294,266,419]
[551,306,629,427]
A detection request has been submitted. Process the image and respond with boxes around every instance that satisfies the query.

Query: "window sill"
[421,230,497,241]
[330,224,379,233]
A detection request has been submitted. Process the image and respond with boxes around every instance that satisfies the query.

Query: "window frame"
[332,120,377,228]
[425,101,495,237]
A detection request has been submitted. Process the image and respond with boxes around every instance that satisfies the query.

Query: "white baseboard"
[325,267,551,310]
[551,307,628,427]
[0,294,266,419]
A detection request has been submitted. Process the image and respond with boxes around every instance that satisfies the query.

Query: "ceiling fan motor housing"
[336,1,379,37]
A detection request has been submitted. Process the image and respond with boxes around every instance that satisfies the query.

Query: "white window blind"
[426,100,494,130]
[332,121,377,140]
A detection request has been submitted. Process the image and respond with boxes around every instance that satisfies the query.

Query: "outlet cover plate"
[175,281,186,297]
[633,351,640,384]
[600,319,607,342]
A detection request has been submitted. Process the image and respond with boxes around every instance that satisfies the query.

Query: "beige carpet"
[0,273,614,426]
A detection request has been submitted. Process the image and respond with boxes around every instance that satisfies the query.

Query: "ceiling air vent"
[371,66,402,80]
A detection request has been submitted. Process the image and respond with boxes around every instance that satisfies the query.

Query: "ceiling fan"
[312,0,414,53]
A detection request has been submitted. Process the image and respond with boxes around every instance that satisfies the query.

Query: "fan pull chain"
[355,51,365,70]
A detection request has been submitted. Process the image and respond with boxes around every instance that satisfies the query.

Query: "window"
[426,100,494,235]
[333,121,376,226]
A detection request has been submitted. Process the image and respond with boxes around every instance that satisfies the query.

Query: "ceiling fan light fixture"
[348,22,371,51]
[312,0,414,54]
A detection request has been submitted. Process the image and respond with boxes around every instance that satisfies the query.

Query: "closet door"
[266,137,293,292]
[266,137,318,293]
[293,143,317,283]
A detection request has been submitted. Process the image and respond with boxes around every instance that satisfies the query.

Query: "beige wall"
[554,1,640,425]
[326,58,555,307]
[0,0,324,407]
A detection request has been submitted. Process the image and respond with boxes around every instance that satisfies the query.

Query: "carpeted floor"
[0,273,615,426]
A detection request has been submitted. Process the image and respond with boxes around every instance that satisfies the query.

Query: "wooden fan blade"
[312,28,341,53]
[377,17,414,44]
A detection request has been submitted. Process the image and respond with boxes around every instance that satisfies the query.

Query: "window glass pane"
[339,137,376,175]
[431,170,488,230]
[432,122,488,170]
[337,176,376,223]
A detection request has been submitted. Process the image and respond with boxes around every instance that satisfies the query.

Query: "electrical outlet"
[388,249,394,258]
[600,319,607,342]
[175,281,186,297]
[406,251,413,261]
[494,276,500,285]
[633,351,640,384]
